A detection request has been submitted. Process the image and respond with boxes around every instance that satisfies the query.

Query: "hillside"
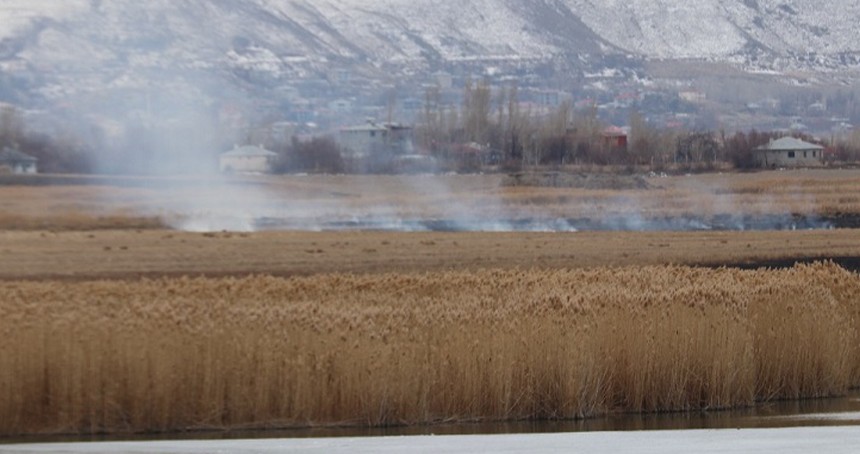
[1,1,859,85]
[1,0,859,144]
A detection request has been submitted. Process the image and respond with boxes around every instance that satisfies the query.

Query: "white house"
[755,137,824,168]
[0,147,37,174]
[219,145,278,174]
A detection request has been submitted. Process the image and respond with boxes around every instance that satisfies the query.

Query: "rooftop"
[602,126,629,137]
[0,147,37,162]
[341,121,411,133]
[757,137,824,151]
[221,145,277,157]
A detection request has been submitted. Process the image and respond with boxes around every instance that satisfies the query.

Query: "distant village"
[210,61,860,175]
[2,56,860,176]
[223,61,860,139]
[216,121,831,176]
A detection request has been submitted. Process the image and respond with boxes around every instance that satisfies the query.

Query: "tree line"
[0,106,92,174]
[5,93,860,176]
[412,80,860,172]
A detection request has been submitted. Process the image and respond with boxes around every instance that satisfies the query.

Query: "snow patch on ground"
[773,411,860,422]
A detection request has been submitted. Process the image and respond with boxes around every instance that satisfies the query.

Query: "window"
[813,151,817,158]
[803,151,808,158]
[787,151,796,158]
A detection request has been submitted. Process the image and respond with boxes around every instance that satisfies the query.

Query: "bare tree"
[628,110,652,165]
[568,105,603,165]
[416,85,443,152]
[536,100,573,165]
[463,77,492,145]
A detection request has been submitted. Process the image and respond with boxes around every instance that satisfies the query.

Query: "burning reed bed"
[1,262,859,435]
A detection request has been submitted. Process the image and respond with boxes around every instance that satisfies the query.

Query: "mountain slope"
[2,1,859,69]
[0,0,858,102]
[2,1,598,66]
[567,0,860,59]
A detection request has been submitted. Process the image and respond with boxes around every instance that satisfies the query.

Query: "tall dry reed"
[0,262,858,435]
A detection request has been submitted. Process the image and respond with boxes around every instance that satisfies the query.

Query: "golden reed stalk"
[0,262,858,435]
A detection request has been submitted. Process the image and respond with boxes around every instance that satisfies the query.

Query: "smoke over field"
[126,170,852,233]
[1,170,858,233]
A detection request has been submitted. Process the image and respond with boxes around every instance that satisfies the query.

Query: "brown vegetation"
[271,137,345,174]
[2,170,860,231]
[3,229,860,281]
[2,171,860,437]
[0,212,163,231]
[1,263,858,435]
[411,81,860,170]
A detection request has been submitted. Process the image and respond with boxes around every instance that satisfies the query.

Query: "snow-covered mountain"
[569,0,860,60]
[3,1,858,62]
[1,0,859,103]
[0,1,592,73]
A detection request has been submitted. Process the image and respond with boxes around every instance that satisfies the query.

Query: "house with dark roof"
[754,137,823,168]
[219,145,278,174]
[338,121,413,159]
[0,146,37,174]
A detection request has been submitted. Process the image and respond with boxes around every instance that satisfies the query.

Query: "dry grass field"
[0,169,860,231]
[0,168,859,280]
[2,229,860,281]
[1,263,858,435]
[2,170,860,436]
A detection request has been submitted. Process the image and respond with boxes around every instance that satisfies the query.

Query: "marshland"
[2,169,860,233]
[2,263,859,435]
[1,170,860,437]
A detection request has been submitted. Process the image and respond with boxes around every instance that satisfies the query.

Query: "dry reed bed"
[4,170,860,231]
[0,212,164,231]
[1,262,859,435]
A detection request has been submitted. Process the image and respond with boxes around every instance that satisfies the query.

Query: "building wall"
[17,162,37,174]
[756,150,822,167]
[220,155,274,173]
[338,128,388,158]
[0,161,37,174]
[338,125,413,158]
[603,134,628,149]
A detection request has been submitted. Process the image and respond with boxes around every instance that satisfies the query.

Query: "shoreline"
[3,427,860,453]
